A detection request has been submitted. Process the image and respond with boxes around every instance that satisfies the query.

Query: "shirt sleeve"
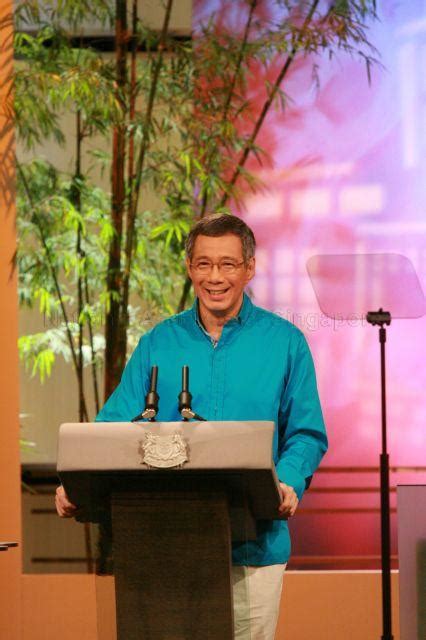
[95,333,150,422]
[275,331,328,500]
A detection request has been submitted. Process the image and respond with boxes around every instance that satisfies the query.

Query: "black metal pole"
[379,325,393,640]
[366,309,393,640]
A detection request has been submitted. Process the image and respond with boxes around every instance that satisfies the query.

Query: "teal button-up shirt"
[96,293,327,565]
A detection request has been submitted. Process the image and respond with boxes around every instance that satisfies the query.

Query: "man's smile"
[205,287,230,296]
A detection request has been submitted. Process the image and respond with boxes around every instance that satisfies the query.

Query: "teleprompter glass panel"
[307,253,426,320]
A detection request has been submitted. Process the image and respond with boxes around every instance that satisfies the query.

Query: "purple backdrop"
[194,1,426,568]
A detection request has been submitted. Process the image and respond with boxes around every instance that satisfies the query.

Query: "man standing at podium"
[56,213,327,640]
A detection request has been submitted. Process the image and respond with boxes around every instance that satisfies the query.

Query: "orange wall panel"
[21,571,399,640]
[276,571,400,640]
[0,1,22,639]
[21,575,97,640]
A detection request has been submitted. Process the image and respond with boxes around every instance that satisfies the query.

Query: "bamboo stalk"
[120,0,174,337]
[104,0,128,401]
[75,109,89,424]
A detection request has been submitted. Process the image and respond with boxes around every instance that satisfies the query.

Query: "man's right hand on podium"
[55,485,78,518]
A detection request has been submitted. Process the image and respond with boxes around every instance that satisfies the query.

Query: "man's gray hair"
[185,213,256,262]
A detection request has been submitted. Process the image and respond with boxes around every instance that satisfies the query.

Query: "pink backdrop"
[194,1,426,568]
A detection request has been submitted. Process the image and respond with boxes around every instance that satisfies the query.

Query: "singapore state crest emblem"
[140,431,188,469]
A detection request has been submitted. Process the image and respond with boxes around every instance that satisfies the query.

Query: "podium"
[57,420,282,640]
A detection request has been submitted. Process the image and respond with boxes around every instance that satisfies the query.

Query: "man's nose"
[207,263,224,281]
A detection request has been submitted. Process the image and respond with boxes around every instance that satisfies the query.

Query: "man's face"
[186,233,255,318]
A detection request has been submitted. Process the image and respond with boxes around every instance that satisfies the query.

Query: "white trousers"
[232,564,286,640]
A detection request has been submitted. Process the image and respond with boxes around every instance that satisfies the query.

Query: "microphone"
[131,365,159,422]
[178,365,192,419]
[178,365,206,421]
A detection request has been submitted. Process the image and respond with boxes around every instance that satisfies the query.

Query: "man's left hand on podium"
[55,485,78,518]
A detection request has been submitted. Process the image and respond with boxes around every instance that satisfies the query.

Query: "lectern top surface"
[57,420,276,472]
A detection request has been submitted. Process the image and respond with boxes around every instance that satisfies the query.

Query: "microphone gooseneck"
[178,365,193,417]
[178,365,206,421]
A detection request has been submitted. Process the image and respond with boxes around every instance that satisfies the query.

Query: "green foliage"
[16,158,181,387]
[19,333,55,383]
[13,0,378,407]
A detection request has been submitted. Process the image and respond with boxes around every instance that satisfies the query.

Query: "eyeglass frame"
[189,259,247,274]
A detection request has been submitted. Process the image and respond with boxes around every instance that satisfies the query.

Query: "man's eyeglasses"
[190,259,245,274]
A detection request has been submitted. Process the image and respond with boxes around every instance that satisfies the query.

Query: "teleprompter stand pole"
[366,308,393,640]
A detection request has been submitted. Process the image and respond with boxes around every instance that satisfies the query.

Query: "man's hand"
[278,482,299,519]
[55,485,78,518]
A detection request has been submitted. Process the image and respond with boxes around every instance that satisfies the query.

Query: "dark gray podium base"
[111,491,234,640]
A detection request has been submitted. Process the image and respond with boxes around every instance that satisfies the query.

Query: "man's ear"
[246,256,255,283]
[185,257,192,279]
